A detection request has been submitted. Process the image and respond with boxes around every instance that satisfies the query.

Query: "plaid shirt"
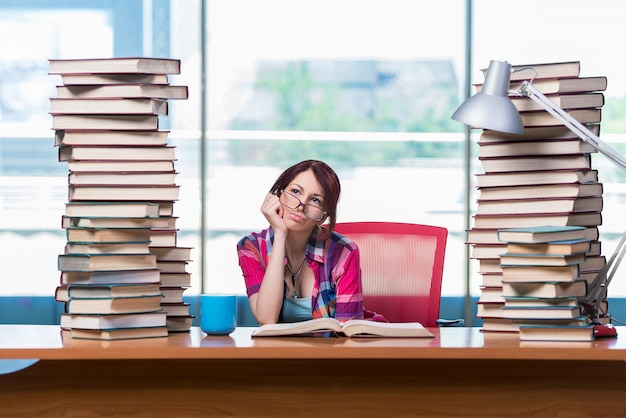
[237,227,364,321]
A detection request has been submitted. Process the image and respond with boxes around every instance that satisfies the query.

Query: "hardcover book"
[55,130,170,146]
[60,269,161,285]
[65,295,163,314]
[69,326,169,340]
[55,84,189,100]
[496,225,587,243]
[251,318,434,338]
[48,57,182,75]
[60,312,167,330]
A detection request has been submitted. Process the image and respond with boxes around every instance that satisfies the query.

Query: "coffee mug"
[200,294,237,335]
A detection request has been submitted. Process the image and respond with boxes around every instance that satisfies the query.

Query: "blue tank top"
[281,296,313,322]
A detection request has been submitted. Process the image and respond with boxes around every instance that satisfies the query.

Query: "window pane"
[473,0,626,296]
[0,1,202,295]
[205,0,468,296]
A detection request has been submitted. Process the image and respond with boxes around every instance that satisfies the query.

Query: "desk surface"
[1,324,625,361]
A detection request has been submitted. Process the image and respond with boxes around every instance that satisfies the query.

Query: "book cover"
[477,139,597,158]
[477,197,603,215]
[500,305,582,320]
[518,325,594,342]
[61,73,169,85]
[68,171,177,186]
[49,57,181,75]
[58,253,157,272]
[66,227,152,244]
[69,326,169,340]
[55,130,170,146]
[475,170,598,188]
[59,146,176,161]
[159,273,192,287]
[503,296,580,308]
[55,84,189,100]
[52,114,160,130]
[251,317,434,338]
[50,98,168,115]
[156,260,189,273]
[68,184,180,201]
[65,242,151,255]
[161,303,191,316]
[475,77,608,96]
[500,264,580,283]
[149,230,178,247]
[66,295,163,314]
[60,269,161,285]
[64,202,161,218]
[478,125,600,143]
[62,215,173,229]
[166,315,194,332]
[150,246,193,261]
[509,93,604,112]
[505,239,592,256]
[499,252,586,267]
[479,154,593,174]
[478,183,603,201]
[160,287,186,304]
[66,160,176,173]
[60,312,167,330]
[519,108,601,127]
[473,212,602,229]
[480,61,581,81]
[496,225,587,243]
[508,76,607,95]
[56,283,162,301]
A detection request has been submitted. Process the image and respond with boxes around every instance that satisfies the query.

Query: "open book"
[251,318,434,338]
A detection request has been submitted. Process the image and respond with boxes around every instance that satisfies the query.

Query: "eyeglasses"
[279,190,327,221]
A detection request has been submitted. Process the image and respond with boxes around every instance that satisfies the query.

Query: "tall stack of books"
[49,57,193,339]
[466,61,609,334]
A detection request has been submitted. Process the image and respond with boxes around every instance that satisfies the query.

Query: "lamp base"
[594,323,618,338]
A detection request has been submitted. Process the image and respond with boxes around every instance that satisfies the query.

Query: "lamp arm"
[517,81,626,174]
[584,230,626,308]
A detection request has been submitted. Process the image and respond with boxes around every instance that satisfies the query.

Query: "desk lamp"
[452,59,626,338]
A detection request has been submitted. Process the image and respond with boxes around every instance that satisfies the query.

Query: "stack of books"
[466,61,609,334]
[49,57,193,339]
[490,226,595,342]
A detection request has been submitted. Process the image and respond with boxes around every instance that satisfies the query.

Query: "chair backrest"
[334,222,447,327]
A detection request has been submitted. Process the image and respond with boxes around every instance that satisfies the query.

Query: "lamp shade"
[452,60,524,134]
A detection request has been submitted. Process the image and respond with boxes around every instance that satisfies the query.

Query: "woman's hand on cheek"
[261,193,287,234]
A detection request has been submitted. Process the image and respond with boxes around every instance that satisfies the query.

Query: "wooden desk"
[1,325,625,417]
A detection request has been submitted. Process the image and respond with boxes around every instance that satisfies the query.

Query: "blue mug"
[200,294,237,335]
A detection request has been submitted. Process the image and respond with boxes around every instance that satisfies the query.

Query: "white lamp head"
[452,60,524,134]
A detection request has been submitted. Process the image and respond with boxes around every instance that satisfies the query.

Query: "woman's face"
[280,169,326,232]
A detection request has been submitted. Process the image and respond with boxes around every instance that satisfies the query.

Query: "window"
[203,0,467,295]
[473,0,626,296]
[1,0,626,304]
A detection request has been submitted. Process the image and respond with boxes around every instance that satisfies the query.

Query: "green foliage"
[232,61,462,134]
[229,140,463,169]
[228,61,465,166]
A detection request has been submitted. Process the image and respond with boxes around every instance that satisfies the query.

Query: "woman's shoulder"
[329,230,358,250]
[237,227,271,247]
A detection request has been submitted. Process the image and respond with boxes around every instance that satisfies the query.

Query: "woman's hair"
[269,160,341,239]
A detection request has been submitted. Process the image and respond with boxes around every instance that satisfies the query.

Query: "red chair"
[334,222,447,327]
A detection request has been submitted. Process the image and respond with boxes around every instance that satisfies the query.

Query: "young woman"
[236,160,366,325]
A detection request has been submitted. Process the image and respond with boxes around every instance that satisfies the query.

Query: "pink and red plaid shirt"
[237,227,364,321]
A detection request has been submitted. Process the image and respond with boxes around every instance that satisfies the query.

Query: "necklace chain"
[286,255,306,299]
[286,256,306,281]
